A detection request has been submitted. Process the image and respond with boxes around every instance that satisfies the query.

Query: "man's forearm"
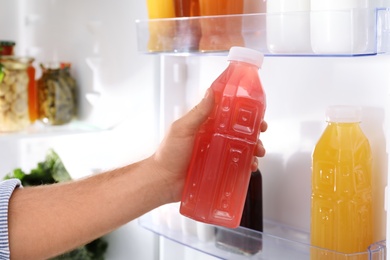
[7,157,168,260]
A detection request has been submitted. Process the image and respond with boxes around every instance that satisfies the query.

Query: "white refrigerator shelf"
[138,210,386,260]
[135,8,390,57]
[0,120,108,141]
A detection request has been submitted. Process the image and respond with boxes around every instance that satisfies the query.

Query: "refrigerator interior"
[1,0,390,259]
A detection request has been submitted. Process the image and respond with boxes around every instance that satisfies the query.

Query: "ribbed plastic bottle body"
[180,60,266,228]
[311,119,373,256]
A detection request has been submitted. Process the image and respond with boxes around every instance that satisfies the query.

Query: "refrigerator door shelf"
[135,8,390,57]
[0,120,109,141]
[139,210,386,260]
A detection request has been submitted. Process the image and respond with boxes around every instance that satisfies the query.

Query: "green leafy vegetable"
[4,149,108,259]
[4,149,72,186]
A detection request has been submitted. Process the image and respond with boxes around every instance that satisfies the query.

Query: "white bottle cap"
[227,47,264,68]
[326,105,362,123]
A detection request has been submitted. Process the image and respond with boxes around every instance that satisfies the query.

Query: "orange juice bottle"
[146,0,176,52]
[198,0,245,52]
[27,58,38,122]
[311,106,373,258]
[180,47,266,228]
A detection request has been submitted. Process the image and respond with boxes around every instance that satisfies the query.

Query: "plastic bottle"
[198,0,245,52]
[266,0,311,54]
[146,0,176,52]
[215,169,263,255]
[311,106,373,257]
[180,47,266,228]
[173,0,201,51]
[310,0,370,54]
[27,58,38,122]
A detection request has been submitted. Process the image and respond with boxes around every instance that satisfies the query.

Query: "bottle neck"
[327,121,360,126]
[326,121,363,133]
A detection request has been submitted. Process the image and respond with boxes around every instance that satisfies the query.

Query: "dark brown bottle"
[215,169,263,256]
[240,169,263,232]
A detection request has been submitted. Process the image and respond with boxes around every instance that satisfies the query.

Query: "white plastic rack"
[135,8,390,56]
[139,211,386,260]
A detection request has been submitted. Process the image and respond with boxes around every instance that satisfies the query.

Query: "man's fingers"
[261,120,268,132]
[179,88,214,133]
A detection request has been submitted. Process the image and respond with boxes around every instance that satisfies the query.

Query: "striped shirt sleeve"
[0,179,21,260]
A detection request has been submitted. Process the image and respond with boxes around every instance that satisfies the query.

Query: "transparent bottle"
[180,47,266,228]
[311,106,373,258]
[266,0,311,54]
[310,0,370,54]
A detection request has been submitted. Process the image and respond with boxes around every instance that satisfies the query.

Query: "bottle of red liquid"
[180,47,266,228]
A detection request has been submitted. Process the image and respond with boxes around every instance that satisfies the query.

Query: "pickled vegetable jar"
[37,63,77,125]
[0,56,30,132]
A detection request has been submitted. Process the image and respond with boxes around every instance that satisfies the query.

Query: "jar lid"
[326,105,362,123]
[0,41,15,46]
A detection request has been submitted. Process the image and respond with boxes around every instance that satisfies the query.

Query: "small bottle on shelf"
[215,169,263,256]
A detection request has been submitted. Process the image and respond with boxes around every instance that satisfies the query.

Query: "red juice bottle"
[180,47,266,228]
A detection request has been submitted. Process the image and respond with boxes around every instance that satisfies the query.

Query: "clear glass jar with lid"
[0,56,31,132]
[37,62,77,125]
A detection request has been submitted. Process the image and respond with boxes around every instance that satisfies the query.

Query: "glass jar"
[0,56,31,132]
[37,63,77,125]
